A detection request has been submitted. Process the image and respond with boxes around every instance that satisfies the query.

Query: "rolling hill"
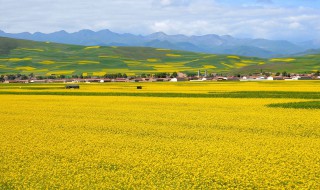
[0,37,319,76]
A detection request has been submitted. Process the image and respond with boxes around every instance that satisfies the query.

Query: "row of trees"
[0,72,178,80]
[231,70,320,78]
[274,70,320,77]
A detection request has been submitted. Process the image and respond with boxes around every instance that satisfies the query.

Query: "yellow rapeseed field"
[39,60,56,65]
[269,58,296,62]
[78,60,100,65]
[227,55,241,59]
[0,82,319,189]
[84,46,101,50]
[16,48,44,52]
[15,66,36,71]
[166,54,182,57]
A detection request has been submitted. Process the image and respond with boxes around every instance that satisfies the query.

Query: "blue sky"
[218,0,320,8]
[0,0,319,41]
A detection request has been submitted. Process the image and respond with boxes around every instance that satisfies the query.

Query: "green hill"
[0,37,319,76]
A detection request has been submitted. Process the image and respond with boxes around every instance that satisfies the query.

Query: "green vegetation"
[268,101,320,109]
[0,37,320,76]
[0,37,18,55]
[1,90,320,99]
[234,56,320,74]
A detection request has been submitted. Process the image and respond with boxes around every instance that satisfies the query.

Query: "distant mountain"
[0,29,318,58]
[291,48,320,57]
[219,46,275,58]
[298,39,320,50]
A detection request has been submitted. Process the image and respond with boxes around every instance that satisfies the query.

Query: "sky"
[0,0,320,41]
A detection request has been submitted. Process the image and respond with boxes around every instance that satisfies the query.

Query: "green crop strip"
[1,91,320,99]
[267,101,320,109]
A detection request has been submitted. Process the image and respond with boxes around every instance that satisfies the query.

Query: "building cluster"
[1,71,320,83]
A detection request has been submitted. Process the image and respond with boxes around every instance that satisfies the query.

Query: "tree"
[141,73,146,78]
[36,76,44,80]
[186,72,197,77]
[7,74,16,80]
[123,73,127,78]
[29,73,34,79]
[20,75,28,80]
[0,75,4,82]
[282,71,288,77]
[264,72,271,77]
[315,70,320,76]
[155,72,168,78]
[117,73,123,78]
[275,72,281,76]
[172,72,178,78]
[48,75,56,79]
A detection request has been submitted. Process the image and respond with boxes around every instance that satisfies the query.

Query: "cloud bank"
[0,0,319,41]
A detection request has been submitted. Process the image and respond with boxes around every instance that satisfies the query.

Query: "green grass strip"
[267,101,320,109]
[209,91,320,99]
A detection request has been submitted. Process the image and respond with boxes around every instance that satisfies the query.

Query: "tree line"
[0,72,179,81]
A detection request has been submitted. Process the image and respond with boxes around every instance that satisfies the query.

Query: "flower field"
[0,81,319,189]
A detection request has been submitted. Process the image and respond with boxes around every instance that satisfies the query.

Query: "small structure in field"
[65,84,80,89]
[137,86,142,89]
[217,77,228,81]
[170,78,178,82]
[298,76,313,80]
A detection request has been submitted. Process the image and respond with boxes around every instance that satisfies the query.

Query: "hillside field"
[0,81,319,189]
[1,37,320,76]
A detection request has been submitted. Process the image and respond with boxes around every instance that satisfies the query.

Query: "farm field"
[0,81,320,189]
[1,37,320,76]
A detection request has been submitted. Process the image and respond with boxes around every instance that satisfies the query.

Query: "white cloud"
[289,22,303,30]
[160,0,172,6]
[150,20,213,35]
[154,0,192,7]
[256,0,273,4]
[0,0,319,41]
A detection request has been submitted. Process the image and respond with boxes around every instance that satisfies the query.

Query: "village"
[1,70,320,83]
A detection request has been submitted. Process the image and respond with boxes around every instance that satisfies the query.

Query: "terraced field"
[0,81,319,189]
[1,37,319,76]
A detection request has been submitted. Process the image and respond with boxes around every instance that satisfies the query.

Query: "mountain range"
[1,29,319,58]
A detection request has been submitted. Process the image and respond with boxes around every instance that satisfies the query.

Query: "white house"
[170,78,178,82]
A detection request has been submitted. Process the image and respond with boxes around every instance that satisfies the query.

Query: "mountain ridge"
[0,29,319,58]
